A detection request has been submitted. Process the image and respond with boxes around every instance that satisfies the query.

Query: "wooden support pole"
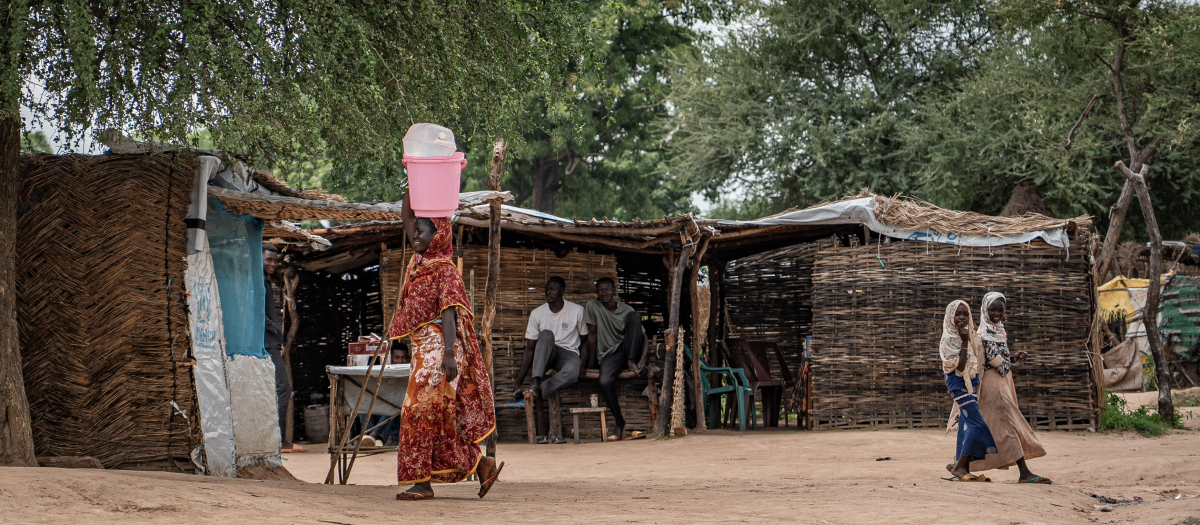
[483,138,506,456]
[281,268,301,447]
[689,237,710,432]
[708,259,725,369]
[653,236,695,437]
[1115,161,1174,424]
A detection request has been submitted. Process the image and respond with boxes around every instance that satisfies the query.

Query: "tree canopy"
[9,1,582,165]
[665,0,995,218]
[663,0,1200,239]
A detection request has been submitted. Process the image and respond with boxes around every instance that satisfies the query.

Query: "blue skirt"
[946,374,997,461]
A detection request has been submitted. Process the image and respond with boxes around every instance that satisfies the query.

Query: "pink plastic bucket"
[403,152,465,218]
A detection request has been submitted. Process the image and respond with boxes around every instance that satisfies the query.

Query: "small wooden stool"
[569,407,608,444]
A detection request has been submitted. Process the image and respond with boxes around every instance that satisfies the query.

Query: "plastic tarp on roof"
[724,197,1073,248]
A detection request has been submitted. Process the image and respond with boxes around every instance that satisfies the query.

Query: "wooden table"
[569,407,609,444]
[325,364,410,484]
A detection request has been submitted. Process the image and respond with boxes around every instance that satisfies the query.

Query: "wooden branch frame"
[1114,160,1175,424]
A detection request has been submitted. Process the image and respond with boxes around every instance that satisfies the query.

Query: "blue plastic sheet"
[206,198,267,358]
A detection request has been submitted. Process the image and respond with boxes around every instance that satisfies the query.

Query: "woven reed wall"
[290,267,384,436]
[725,243,817,376]
[17,154,196,469]
[810,240,1095,430]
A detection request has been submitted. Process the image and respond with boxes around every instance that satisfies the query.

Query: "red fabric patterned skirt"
[397,317,494,484]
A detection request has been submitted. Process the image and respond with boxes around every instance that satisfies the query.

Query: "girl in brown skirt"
[971,292,1051,484]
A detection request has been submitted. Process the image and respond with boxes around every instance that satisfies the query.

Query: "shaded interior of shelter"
[290,216,1096,440]
[288,227,680,442]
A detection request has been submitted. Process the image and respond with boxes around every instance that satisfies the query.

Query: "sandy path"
[2,428,1198,524]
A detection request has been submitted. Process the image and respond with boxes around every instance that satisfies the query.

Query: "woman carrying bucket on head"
[393,124,502,500]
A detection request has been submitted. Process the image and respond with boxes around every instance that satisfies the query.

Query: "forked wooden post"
[653,231,695,437]
[482,138,507,456]
[1115,161,1174,424]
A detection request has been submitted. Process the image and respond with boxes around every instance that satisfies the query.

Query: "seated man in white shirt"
[512,276,588,444]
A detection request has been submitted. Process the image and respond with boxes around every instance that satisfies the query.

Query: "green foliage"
[20,131,51,154]
[908,0,1200,239]
[1100,391,1183,437]
[665,0,995,217]
[8,1,583,174]
[453,0,729,220]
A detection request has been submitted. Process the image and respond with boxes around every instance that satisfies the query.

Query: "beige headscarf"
[939,299,984,392]
[940,300,984,433]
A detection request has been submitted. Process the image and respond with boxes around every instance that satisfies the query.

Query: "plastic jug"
[403,123,457,158]
[404,152,466,217]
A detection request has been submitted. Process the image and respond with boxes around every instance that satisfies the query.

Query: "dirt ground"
[3,427,1200,524]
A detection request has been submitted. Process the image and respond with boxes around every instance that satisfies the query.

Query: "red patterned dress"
[389,217,495,485]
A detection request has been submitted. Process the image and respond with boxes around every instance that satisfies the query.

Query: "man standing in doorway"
[264,243,305,453]
[583,277,647,441]
[512,276,587,444]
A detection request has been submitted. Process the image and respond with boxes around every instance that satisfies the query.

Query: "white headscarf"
[939,299,983,392]
[978,292,1007,343]
[941,299,985,433]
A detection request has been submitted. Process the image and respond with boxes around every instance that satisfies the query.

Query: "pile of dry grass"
[873,194,1089,238]
[1000,182,1056,218]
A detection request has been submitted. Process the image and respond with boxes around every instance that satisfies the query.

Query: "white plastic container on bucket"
[403,123,463,218]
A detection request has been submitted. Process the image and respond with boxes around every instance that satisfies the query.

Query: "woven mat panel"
[725,243,817,376]
[290,267,385,437]
[810,240,1094,430]
[17,154,197,469]
[213,196,400,222]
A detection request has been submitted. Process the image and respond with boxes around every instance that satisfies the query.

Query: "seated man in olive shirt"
[583,277,647,441]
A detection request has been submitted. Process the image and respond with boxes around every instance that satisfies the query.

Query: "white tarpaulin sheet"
[725,197,1072,248]
[184,240,238,478]
[226,354,283,469]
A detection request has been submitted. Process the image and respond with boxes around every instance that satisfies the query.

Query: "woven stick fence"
[724,243,818,378]
[809,239,1094,430]
[17,153,197,469]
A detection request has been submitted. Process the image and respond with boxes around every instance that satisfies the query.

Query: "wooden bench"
[524,365,661,443]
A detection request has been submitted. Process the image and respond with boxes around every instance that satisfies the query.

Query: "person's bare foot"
[1018,472,1050,483]
[946,462,970,479]
[477,456,504,498]
[626,360,644,376]
[398,481,434,500]
[612,425,625,441]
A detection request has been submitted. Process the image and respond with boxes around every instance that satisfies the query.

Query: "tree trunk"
[530,156,558,214]
[482,138,506,458]
[1095,180,1134,282]
[0,110,37,467]
[689,237,710,432]
[1115,161,1174,425]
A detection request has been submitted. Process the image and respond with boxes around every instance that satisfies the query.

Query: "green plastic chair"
[684,345,754,431]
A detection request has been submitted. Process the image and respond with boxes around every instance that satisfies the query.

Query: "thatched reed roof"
[296,191,1091,265]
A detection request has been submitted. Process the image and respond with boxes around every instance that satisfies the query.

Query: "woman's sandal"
[397,490,433,501]
[1019,476,1052,484]
[942,474,979,482]
[477,461,505,498]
